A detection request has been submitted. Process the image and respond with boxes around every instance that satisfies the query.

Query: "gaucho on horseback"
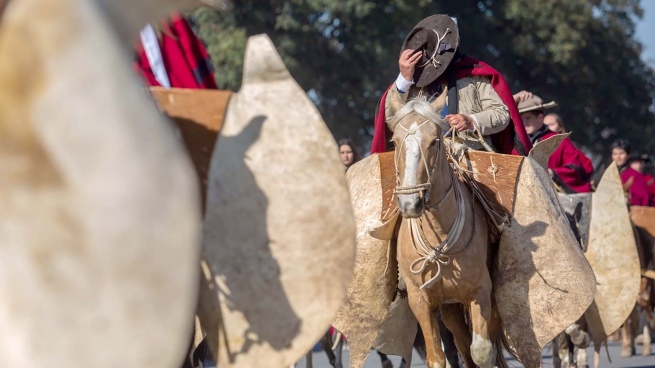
[371,14,532,156]
[335,13,597,368]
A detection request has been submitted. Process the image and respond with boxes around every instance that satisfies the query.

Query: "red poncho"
[134,13,217,89]
[539,131,593,193]
[371,56,532,156]
[621,167,652,206]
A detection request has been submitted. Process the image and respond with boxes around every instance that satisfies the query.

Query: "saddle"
[371,149,524,242]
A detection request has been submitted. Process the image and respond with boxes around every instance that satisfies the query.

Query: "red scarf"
[371,56,532,156]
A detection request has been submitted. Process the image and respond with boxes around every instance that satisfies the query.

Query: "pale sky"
[636,0,655,65]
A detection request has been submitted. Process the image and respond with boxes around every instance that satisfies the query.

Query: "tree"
[188,0,655,159]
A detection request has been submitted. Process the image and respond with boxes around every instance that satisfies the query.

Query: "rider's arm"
[469,76,510,135]
[395,73,414,95]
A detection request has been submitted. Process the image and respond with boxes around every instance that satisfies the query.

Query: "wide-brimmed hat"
[517,94,558,113]
[400,15,459,87]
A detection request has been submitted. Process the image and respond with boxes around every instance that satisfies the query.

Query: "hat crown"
[400,15,460,87]
[516,92,558,113]
[517,95,545,111]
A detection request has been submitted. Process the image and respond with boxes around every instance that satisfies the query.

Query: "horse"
[387,93,508,368]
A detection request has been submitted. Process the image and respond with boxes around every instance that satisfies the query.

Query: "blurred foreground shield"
[494,135,596,367]
[332,153,398,368]
[0,0,200,366]
[199,35,356,368]
[584,164,640,346]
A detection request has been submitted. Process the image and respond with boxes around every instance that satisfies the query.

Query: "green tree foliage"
[188,0,655,157]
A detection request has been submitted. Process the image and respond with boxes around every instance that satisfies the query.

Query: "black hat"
[628,152,652,164]
[400,15,460,87]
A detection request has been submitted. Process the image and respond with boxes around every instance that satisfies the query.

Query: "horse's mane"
[389,95,449,132]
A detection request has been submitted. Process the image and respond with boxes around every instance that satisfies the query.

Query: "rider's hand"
[399,49,423,81]
[513,90,532,104]
[445,114,474,132]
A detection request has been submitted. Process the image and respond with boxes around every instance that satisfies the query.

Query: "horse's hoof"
[620,347,635,357]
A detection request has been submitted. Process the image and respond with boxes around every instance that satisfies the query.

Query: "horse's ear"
[388,91,405,115]
[430,88,448,112]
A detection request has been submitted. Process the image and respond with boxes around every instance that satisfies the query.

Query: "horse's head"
[388,92,448,218]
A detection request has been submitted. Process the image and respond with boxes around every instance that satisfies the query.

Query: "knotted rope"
[408,168,467,290]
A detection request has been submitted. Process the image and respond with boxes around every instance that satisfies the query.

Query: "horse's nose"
[398,194,423,218]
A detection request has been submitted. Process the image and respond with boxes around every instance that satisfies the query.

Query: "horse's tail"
[495,328,518,368]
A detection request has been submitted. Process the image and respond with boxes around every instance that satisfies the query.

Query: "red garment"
[134,13,216,89]
[645,173,655,205]
[538,131,593,193]
[621,167,652,206]
[370,85,394,154]
[371,56,532,156]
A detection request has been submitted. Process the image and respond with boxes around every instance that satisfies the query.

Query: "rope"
[419,28,451,69]
[394,120,488,290]
[409,169,467,290]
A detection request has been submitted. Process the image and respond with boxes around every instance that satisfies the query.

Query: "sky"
[636,0,655,66]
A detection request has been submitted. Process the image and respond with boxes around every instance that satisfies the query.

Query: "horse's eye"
[429,139,439,147]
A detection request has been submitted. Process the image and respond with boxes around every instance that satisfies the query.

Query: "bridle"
[393,120,441,207]
[393,119,470,290]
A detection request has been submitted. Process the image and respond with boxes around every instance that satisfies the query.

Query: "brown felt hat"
[400,15,459,87]
[517,94,558,113]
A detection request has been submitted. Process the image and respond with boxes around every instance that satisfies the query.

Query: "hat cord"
[419,28,451,68]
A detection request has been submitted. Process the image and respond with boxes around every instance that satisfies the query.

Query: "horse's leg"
[468,286,495,368]
[566,321,590,365]
[575,346,588,368]
[621,305,638,357]
[333,335,344,368]
[552,335,562,368]
[408,290,446,368]
[414,326,427,361]
[441,304,474,368]
[558,333,571,368]
[305,350,313,368]
[567,334,575,367]
[643,323,651,356]
[437,309,462,368]
[593,344,601,368]
[376,350,393,368]
[319,331,337,367]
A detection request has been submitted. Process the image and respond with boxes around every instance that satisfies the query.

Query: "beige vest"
[385,75,510,151]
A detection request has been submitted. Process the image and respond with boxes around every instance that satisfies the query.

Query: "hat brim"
[518,101,558,114]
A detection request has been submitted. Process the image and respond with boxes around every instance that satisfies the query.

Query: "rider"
[371,14,532,156]
[628,153,655,206]
[514,91,593,193]
[612,139,652,206]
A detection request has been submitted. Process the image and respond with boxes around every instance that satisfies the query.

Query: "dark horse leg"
[319,330,337,367]
[441,305,471,368]
[439,309,462,368]
[377,350,393,368]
